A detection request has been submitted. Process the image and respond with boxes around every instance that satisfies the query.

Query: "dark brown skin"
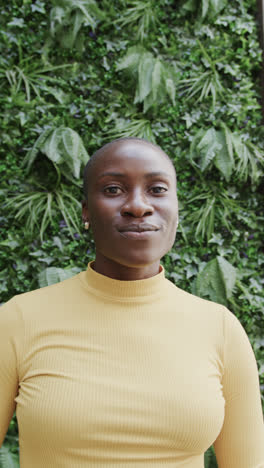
[82,140,178,281]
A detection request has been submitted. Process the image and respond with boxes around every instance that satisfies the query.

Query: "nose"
[120,189,154,218]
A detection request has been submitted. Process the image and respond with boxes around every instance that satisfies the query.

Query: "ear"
[81,199,90,223]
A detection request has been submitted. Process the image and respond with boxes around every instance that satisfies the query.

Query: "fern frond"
[180,69,224,108]
[231,135,264,185]
[107,118,156,143]
[115,1,157,41]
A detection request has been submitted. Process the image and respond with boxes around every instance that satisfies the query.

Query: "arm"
[0,298,22,447]
[213,307,264,468]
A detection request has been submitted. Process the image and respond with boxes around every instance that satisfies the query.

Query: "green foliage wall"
[0,1,263,466]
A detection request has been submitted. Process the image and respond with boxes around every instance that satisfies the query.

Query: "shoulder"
[165,277,227,317]
[165,279,251,349]
[163,279,232,342]
[1,271,84,320]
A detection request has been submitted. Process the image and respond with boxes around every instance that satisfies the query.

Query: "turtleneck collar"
[79,261,167,302]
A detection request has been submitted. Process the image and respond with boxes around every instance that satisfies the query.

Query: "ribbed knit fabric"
[0,261,264,468]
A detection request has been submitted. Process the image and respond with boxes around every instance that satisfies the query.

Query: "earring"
[84,221,89,230]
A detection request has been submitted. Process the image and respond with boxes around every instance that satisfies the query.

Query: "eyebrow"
[98,171,171,179]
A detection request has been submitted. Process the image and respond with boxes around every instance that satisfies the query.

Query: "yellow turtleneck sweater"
[0,262,264,467]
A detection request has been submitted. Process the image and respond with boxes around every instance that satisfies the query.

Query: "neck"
[92,255,161,281]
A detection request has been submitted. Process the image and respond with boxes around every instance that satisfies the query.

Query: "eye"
[150,186,168,194]
[104,186,122,195]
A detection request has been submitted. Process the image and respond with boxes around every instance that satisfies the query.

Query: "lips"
[118,223,159,233]
[117,223,160,240]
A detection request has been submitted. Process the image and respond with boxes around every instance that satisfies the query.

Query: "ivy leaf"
[8,18,25,28]
[31,1,46,14]
[194,256,236,305]
[185,264,198,279]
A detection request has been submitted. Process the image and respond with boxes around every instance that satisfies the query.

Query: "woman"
[0,137,264,467]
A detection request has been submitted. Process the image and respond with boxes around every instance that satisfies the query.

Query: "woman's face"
[82,140,178,275]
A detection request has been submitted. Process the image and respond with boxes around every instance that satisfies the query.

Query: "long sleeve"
[213,307,264,468]
[0,298,23,447]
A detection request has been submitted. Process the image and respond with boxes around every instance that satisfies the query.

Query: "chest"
[15,315,225,454]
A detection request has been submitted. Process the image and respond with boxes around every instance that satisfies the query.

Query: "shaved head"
[83,137,176,201]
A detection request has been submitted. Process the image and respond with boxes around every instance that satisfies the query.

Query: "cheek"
[89,205,118,243]
[160,205,178,228]
[89,201,111,225]
[90,218,109,238]
[162,210,178,244]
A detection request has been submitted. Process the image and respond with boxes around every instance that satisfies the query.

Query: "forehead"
[92,141,174,175]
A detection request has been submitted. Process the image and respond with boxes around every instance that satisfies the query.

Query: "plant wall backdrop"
[0,1,263,467]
